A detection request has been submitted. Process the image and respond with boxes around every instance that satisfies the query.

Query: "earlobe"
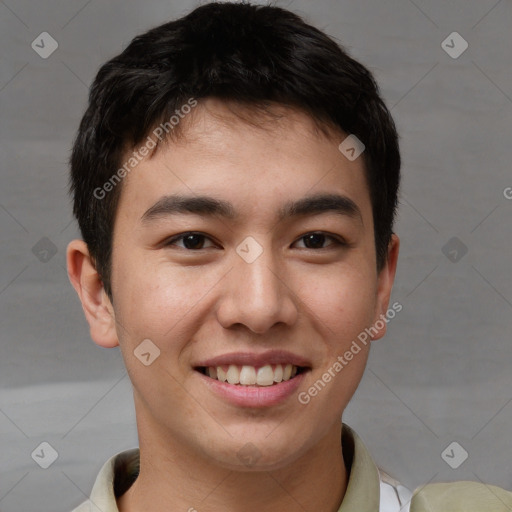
[66,239,119,348]
[370,234,400,341]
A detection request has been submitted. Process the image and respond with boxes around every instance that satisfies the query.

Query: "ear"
[370,233,400,341]
[66,239,119,348]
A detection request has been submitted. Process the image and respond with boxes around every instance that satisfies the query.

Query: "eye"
[164,232,217,250]
[293,232,346,250]
[163,231,346,251]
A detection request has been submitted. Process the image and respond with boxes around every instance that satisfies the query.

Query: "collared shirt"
[71,423,512,512]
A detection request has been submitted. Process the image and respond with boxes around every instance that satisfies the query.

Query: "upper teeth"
[207,364,298,386]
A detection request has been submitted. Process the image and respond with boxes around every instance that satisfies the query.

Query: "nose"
[216,245,299,334]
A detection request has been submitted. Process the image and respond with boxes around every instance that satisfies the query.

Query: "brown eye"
[165,232,216,250]
[294,232,345,249]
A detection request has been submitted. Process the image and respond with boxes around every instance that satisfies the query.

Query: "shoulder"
[410,481,512,511]
[377,469,512,512]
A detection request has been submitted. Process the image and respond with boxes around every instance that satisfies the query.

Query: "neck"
[117,417,347,512]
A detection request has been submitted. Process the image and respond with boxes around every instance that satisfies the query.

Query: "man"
[66,2,512,511]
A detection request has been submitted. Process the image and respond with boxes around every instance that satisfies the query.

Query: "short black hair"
[70,1,400,299]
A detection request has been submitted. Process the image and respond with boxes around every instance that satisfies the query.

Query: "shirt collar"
[338,423,380,511]
[86,423,380,512]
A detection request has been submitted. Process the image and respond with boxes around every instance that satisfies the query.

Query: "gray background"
[1,0,511,510]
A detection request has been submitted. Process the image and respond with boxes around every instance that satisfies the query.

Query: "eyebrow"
[140,193,363,224]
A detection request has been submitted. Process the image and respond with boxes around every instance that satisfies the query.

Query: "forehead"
[116,99,372,226]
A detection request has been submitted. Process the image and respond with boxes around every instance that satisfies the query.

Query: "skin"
[67,98,399,512]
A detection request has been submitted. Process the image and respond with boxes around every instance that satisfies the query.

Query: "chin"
[202,429,312,472]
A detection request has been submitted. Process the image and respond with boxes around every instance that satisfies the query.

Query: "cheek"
[296,269,375,418]
[112,261,209,399]
[299,264,377,347]
[112,254,211,342]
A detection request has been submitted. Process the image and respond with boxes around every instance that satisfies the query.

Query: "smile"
[196,364,305,386]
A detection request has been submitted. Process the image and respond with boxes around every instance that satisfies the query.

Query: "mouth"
[195,364,308,387]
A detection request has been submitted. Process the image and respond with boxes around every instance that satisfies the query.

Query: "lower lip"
[197,371,306,408]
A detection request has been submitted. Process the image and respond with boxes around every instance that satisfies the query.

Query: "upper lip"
[194,350,311,368]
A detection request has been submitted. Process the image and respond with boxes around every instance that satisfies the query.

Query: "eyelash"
[164,231,347,251]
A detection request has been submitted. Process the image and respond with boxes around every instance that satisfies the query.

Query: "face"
[73,99,398,471]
